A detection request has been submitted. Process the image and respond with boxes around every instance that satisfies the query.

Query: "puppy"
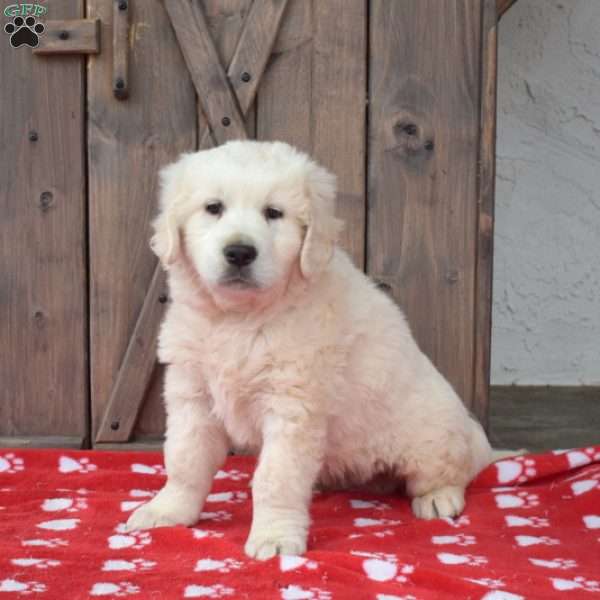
[125,140,493,560]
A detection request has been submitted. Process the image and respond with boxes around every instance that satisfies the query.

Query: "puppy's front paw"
[245,529,306,560]
[412,485,465,520]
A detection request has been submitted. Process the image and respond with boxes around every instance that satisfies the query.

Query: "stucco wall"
[491,0,600,384]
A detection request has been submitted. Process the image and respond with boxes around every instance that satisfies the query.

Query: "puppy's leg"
[245,413,325,560]
[125,364,228,531]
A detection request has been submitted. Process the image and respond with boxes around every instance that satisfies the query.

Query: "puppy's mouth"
[219,268,259,289]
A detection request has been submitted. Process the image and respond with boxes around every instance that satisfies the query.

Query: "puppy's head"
[151,141,341,309]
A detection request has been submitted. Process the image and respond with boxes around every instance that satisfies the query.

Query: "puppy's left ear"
[300,164,343,279]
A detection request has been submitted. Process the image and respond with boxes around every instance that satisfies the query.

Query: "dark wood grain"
[0,0,87,441]
[112,0,129,99]
[473,0,498,427]
[368,0,483,410]
[88,0,197,444]
[33,19,100,55]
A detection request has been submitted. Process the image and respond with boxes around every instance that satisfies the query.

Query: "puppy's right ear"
[150,159,186,267]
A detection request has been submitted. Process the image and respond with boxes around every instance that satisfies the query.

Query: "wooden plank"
[0,0,87,440]
[165,0,247,143]
[312,0,367,268]
[33,19,100,55]
[0,436,84,449]
[473,0,498,427]
[497,0,518,18]
[490,386,600,451]
[88,0,197,443]
[112,0,129,99]
[368,0,483,409]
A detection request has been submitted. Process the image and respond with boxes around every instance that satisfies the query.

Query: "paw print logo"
[11,558,61,569]
[351,551,414,583]
[432,533,476,546]
[353,517,401,528]
[495,457,537,484]
[130,463,166,476]
[0,453,24,473]
[350,499,391,511]
[514,534,560,547]
[195,558,243,573]
[90,581,140,596]
[495,491,540,509]
[442,515,471,528]
[192,528,224,540]
[505,515,549,528]
[529,557,577,570]
[214,469,249,482]
[184,584,235,598]
[108,524,152,550]
[21,538,68,548]
[552,576,600,592]
[42,497,88,513]
[0,578,46,594]
[565,447,600,469]
[280,585,331,600]
[59,456,97,474]
[4,16,44,48]
[437,552,488,567]
[102,558,156,572]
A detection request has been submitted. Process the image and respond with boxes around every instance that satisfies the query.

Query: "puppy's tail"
[491,448,528,462]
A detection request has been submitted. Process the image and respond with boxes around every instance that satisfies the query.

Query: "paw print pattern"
[514,535,560,547]
[442,515,471,528]
[3,16,44,48]
[102,558,156,572]
[551,576,600,592]
[108,524,152,550]
[565,447,600,469]
[121,489,156,512]
[192,528,225,540]
[214,469,249,482]
[495,457,537,484]
[11,558,61,569]
[21,538,68,548]
[206,491,248,504]
[464,577,506,589]
[351,551,414,584]
[437,552,488,567]
[279,556,318,572]
[195,558,243,573]
[495,491,540,509]
[199,510,232,522]
[280,585,332,600]
[0,578,46,594]
[505,515,549,528]
[184,583,235,598]
[431,533,476,546]
[529,557,578,570]
[0,453,24,473]
[42,497,88,513]
[130,463,166,476]
[58,456,97,474]
[350,499,391,511]
[90,581,140,596]
[353,517,401,528]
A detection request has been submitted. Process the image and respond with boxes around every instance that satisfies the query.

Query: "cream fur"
[125,140,493,560]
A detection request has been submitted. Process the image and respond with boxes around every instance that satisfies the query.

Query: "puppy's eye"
[264,206,284,221]
[206,201,224,216]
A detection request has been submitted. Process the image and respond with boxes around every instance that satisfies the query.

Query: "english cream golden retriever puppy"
[125,140,494,560]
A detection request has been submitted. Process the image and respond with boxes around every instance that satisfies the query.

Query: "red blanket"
[1,447,599,599]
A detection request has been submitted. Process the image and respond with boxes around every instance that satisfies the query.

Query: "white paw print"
[21,538,68,548]
[184,583,235,598]
[206,491,248,504]
[108,524,152,550]
[465,577,505,589]
[279,556,318,572]
[495,490,539,509]
[90,581,140,596]
[195,558,243,573]
[0,579,46,594]
[432,534,476,546]
[102,558,156,572]
[0,453,24,473]
[130,463,165,476]
[442,515,471,528]
[351,551,414,583]
[552,576,600,592]
[120,489,156,512]
[350,499,391,511]
[353,517,401,528]
[11,558,61,569]
[514,535,560,547]
[569,473,600,497]
[36,518,80,531]
[505,515,549,528]
[565,447,600,469]
[58,456,97,474]
[42,496,88,512]
[376,595,417,600]
[495,457,537,484]
[214,469,249,482]
[437,552,488,567]
[280,585,332,600]
[192,528,224,540]
[529,557,577,570]
[199,510,232,522]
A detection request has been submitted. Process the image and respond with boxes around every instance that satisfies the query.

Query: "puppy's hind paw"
[412,485,465,520]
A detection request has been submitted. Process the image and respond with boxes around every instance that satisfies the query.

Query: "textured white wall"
[491,0,600,384]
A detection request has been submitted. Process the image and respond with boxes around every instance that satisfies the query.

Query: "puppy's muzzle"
[223,244,257,267]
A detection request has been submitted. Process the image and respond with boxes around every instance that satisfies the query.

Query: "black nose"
[223,244,257,267]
